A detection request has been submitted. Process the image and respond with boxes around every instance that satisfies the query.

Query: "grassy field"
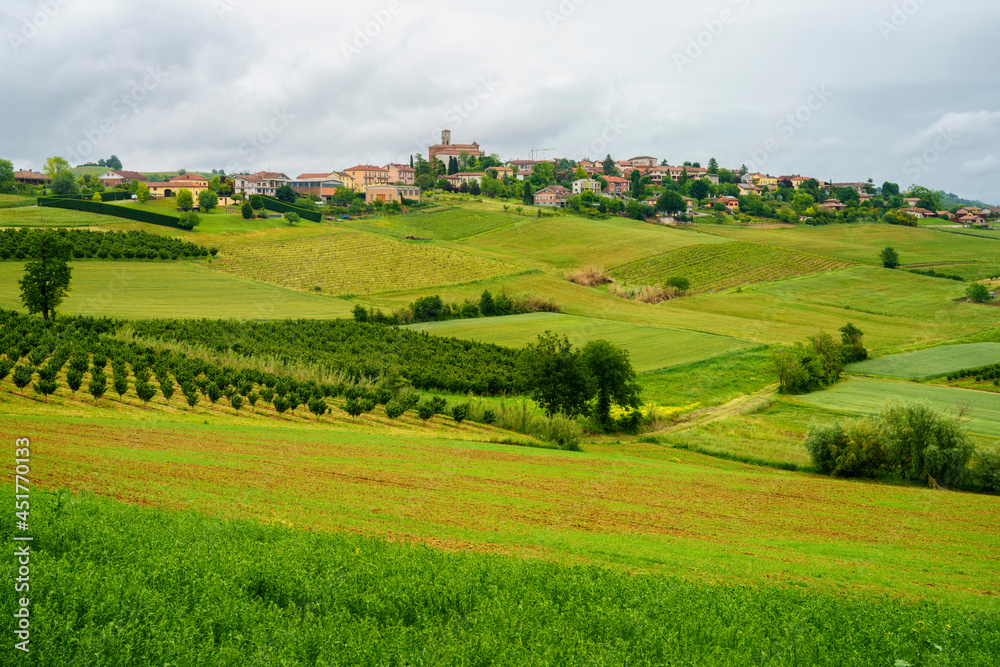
[793,377,1000,440]
[638,345,776,408]
[349,205,522,241]
[3,396,999,611]
[405,312,754,373]
[0,261,355,319]
[0,205,120,227]
[700,222,1000,267]
[847,343,1000,379]
[211,228,523,295]
[663,266,1000,351]
[457,215,728,270]
[5,492,997,666]
[610,240,853,293]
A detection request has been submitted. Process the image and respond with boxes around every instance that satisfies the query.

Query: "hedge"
[46,191,135,202]
[38,198,181,228]
[259,195,322,222]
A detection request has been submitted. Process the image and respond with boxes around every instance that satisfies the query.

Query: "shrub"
[135,381,157,404]
[177,211,201,231]
[88,367,107,400]
[566,266,612,287]
[452,402,470,424]
[417,402,436,420]
[12,365,34,390]
[66,367,83,393]
[343,398,365,418]
[241,202,253,219]
[966,283,991,303]
[273,396,289,414]
[230,394,245,411]
[805,402,975,488]
[385,400,405,419]
[482,409,497,425]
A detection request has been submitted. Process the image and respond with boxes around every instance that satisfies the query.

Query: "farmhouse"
[533,185,570,207]
[233,171,291,197]
[98,169,147,187]
[146,174,211,199]
[343,165,390,191]
[13,170,50,187]
[818,199,847,211]
[365,185,421,204]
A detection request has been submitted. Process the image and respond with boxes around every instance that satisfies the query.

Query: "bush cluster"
[0,228,210,261]
[772,324,868,394]
[353,289,560,326]
[39,197,181,228]
[805,401,999,492]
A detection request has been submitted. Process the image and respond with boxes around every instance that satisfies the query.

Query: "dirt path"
[656,383,780,435]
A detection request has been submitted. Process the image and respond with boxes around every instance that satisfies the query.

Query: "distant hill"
[937,190,994,209]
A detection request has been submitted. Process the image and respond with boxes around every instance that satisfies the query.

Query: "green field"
[457,215,727,269]
[610,240,853,293]
[4,490,996,666]
[794,377,1000,440]
[0,261,354,319]
[405,312,754,373]
[701,222,1000,267]
[847,343,1000,379]
[212,228,523,295]
[349,204,521,240]
[0,205,121,227]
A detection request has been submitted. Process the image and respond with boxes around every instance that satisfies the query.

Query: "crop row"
[210,231,521,295]
[0,228,211,260]
[610,241,852,293]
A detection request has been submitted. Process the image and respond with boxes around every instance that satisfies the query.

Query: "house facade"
[533,185,570,207]
[365,185,421,204]
[291,173,344,201]
[146,174,211,199]
[628,156,658,168]
[13,170,50,187]
[98,169,147,188]
[571,178,602,195]
[602,176,631,197]
[344,165,390,192]
[232,171,291,197]
[385,163,416,185]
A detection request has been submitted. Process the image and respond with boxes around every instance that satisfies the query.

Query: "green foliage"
[12,364,33,390]
[18,231,72,320]
[451,402,470,424]
[259,195,322,222]
[88,366,107,400]
[518,332,594,417]
[177,211,200,231]
[249,194,263,210]
[385,400,405,419]
[49,171,79,196]
[806,402,975,488]
[881,246,900,268]
[283,211,300,225]
[275,183,296,203]
[38,196,184,228]
[965,283,991,302]
[773,331,846,394]
[135,379,157,403]
[0,229,208,261]
[417,401,436,420]
[176,189,194,211]
[240,201,253,219]
[197,189,218,212]
[839,323,868,363]
[581,339,640,429]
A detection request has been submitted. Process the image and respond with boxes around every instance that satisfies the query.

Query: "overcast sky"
[2,0,999,202]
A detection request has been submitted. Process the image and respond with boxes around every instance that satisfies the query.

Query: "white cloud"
[962,155,1000,176]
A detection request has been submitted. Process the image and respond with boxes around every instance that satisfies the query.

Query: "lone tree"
[19,232,72,321]
[966,283,991,303]
[518,332,594,418]
[275,183,296,203]
[176,188,194,211]
[880,246,899,269]
[582,339,641,429]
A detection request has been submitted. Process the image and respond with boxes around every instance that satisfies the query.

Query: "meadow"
[210,229,523,295]
[610,240,853,293]
[405,312,754,373]
[456,214,727,270]
[348,204,522,240]
[700,222,1000,268]
[0,205,118,227]
[847,343,1000,379]
[793,377,1000,440]
[3,396,999,611]
[4,490,997,666]
[0,261,354,319]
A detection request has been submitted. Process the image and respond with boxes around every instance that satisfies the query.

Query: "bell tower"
[441,129,451,146]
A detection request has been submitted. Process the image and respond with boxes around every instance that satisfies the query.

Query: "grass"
[347,205,522,240]
[4,490,998,666]
[113,197,301,234]
[210,228,523,295]
[457,214,728,269]
[0,206,121,227]
[701,222,1000,267]
[404,312,754,373]
[0,261,355,319]
[638,345,776,408]
[847,343,1000,379]
[793,377,1000,441]
[3,394,1000,611]
[610,241,853,293]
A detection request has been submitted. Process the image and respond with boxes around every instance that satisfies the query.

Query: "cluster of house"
[11,130,997,222]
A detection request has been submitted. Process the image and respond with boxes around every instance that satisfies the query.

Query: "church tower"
[441,129,451,146]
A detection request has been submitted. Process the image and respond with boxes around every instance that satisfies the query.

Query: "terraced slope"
[610,241,853,293]
[211,229,523,295]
